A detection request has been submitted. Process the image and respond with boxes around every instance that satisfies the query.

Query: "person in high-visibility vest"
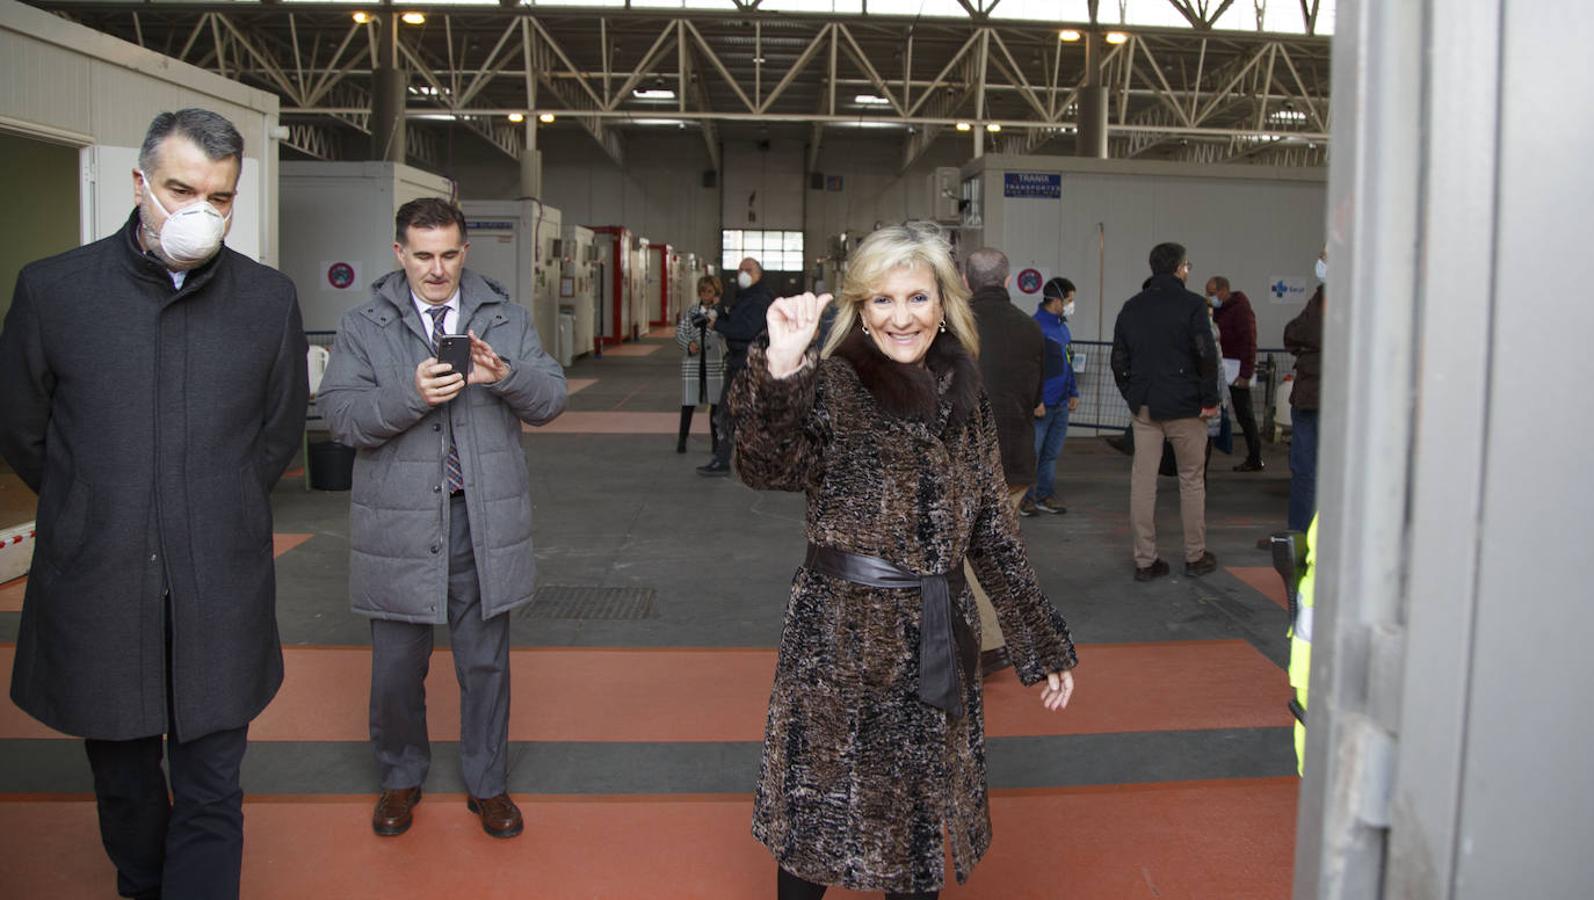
[1287,514,1318,775]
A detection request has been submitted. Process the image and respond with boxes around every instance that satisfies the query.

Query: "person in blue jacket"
[1021,277,1081,517]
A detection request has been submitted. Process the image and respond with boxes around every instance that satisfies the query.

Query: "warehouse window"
[723,229,804,272]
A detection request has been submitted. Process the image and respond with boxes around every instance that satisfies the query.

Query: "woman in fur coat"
[730,222,1079,899]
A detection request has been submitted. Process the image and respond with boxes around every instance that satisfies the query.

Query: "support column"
[518,122,542,199]
[370,13,407,162]
[1075,31,1108,159]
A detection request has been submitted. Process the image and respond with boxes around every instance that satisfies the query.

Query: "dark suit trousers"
[1229,384,1263,465]
[369,493,512,798]
[83,723,249,900]
[711,364,744,466]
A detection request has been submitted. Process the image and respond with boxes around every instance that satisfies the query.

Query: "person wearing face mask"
[730,222,1077,900]
[1282,250,1327,532]
[1021,276,1082,517]
[697,256,774,476]
[1204,275,1263,472]
[0,109,309,900]
[1110,242,1221,582]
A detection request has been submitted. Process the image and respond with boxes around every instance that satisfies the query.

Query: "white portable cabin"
[277,161,454,333]
[0,0,281,280]
[590,225,644,345]
[630,236,651,337]
[460,199,562,360]
[559,223,598,362]
[959,154,1327,350]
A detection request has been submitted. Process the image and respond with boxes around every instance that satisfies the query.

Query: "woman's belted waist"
[803,543,980,719]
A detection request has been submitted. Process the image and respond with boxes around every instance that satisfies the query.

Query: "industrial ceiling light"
[508,113,525,123]
[633,88,677,101]
[352,11,372,24]
[1058,29,1081,42]
[752,55,767,64]
[853,94,890,106]
[986,123,1002,133]
[1105,31,1129,44]
[955,121,972,132]
[400,11,426,25]
[538,113,556,124]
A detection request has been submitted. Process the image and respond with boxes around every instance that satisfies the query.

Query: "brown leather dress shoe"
[467,794,524,838]
[372,787,422,837]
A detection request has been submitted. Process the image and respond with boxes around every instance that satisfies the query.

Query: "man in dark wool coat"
[0,109,308,899]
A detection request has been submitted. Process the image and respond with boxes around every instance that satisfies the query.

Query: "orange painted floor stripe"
[0,779,1295,898]
[273,533,314,558]
[526,411,712,434]
[0,642,1291,742]
[1227,566,1288,609]
[0,535,314,614]
[600,343,662,357]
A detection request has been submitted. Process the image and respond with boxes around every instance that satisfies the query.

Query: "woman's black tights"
[777,867,938,900]
[676,404,720,452]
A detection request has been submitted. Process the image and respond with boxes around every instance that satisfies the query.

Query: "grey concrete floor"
[1,333,1301,795]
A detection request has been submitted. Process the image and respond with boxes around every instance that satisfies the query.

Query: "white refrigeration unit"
[279,161,456,332]
[459,199,562,359]
[558,223,598,363]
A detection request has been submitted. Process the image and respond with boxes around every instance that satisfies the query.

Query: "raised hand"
[765,292,833,379]
[466,329,510,385]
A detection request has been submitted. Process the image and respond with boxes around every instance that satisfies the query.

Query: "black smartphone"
[435,335,473,381]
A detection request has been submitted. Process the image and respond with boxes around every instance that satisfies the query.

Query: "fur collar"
[831,325,982,430]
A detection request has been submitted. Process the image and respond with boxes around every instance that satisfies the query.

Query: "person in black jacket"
[0,109,308,899]
[698,256,775,476]
[1111,242,1221,581]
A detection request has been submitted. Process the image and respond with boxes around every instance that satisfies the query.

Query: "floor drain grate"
[525,585,657,620]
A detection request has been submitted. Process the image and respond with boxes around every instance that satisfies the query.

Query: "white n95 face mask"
[736,271,753,289]
[140,171,229,268]
[1314,258,1328,281]
[1062,300,1076,319]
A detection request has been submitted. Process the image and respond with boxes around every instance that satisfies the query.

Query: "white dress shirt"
[412,289,462,337]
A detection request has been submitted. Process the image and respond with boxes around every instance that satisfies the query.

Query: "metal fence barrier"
[1067,339,1293,439]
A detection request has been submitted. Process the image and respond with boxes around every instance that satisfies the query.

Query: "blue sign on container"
[1003,172,1061,199]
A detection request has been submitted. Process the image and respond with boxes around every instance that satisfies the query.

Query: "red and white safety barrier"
[0,521,36,583]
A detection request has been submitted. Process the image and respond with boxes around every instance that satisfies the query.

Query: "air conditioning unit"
[927,166,961,223]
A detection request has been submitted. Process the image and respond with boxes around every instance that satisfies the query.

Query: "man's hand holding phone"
[414,357,465,407]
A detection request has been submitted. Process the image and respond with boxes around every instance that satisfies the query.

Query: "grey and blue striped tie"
[425,306,465,494]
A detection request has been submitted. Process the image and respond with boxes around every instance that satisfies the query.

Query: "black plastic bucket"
[306,440,356,491]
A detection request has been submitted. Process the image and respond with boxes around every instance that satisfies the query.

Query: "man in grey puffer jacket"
[318,198,566,840]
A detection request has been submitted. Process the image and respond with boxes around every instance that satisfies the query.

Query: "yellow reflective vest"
[1288,515,1318,775]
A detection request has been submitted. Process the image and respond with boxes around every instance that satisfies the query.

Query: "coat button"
[149,553,158,563]
[430,543,441,554]
[433,484,442,493]
[432,423,441,432]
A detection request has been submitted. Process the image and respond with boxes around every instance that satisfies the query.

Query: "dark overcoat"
[730,327,1078,893]
[0,211,308,741]
[969,285,1045,486]
[1284,285,1324,411]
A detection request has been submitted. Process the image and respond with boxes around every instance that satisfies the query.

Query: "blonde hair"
[820,221,979,360]
[696,274,723,297]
